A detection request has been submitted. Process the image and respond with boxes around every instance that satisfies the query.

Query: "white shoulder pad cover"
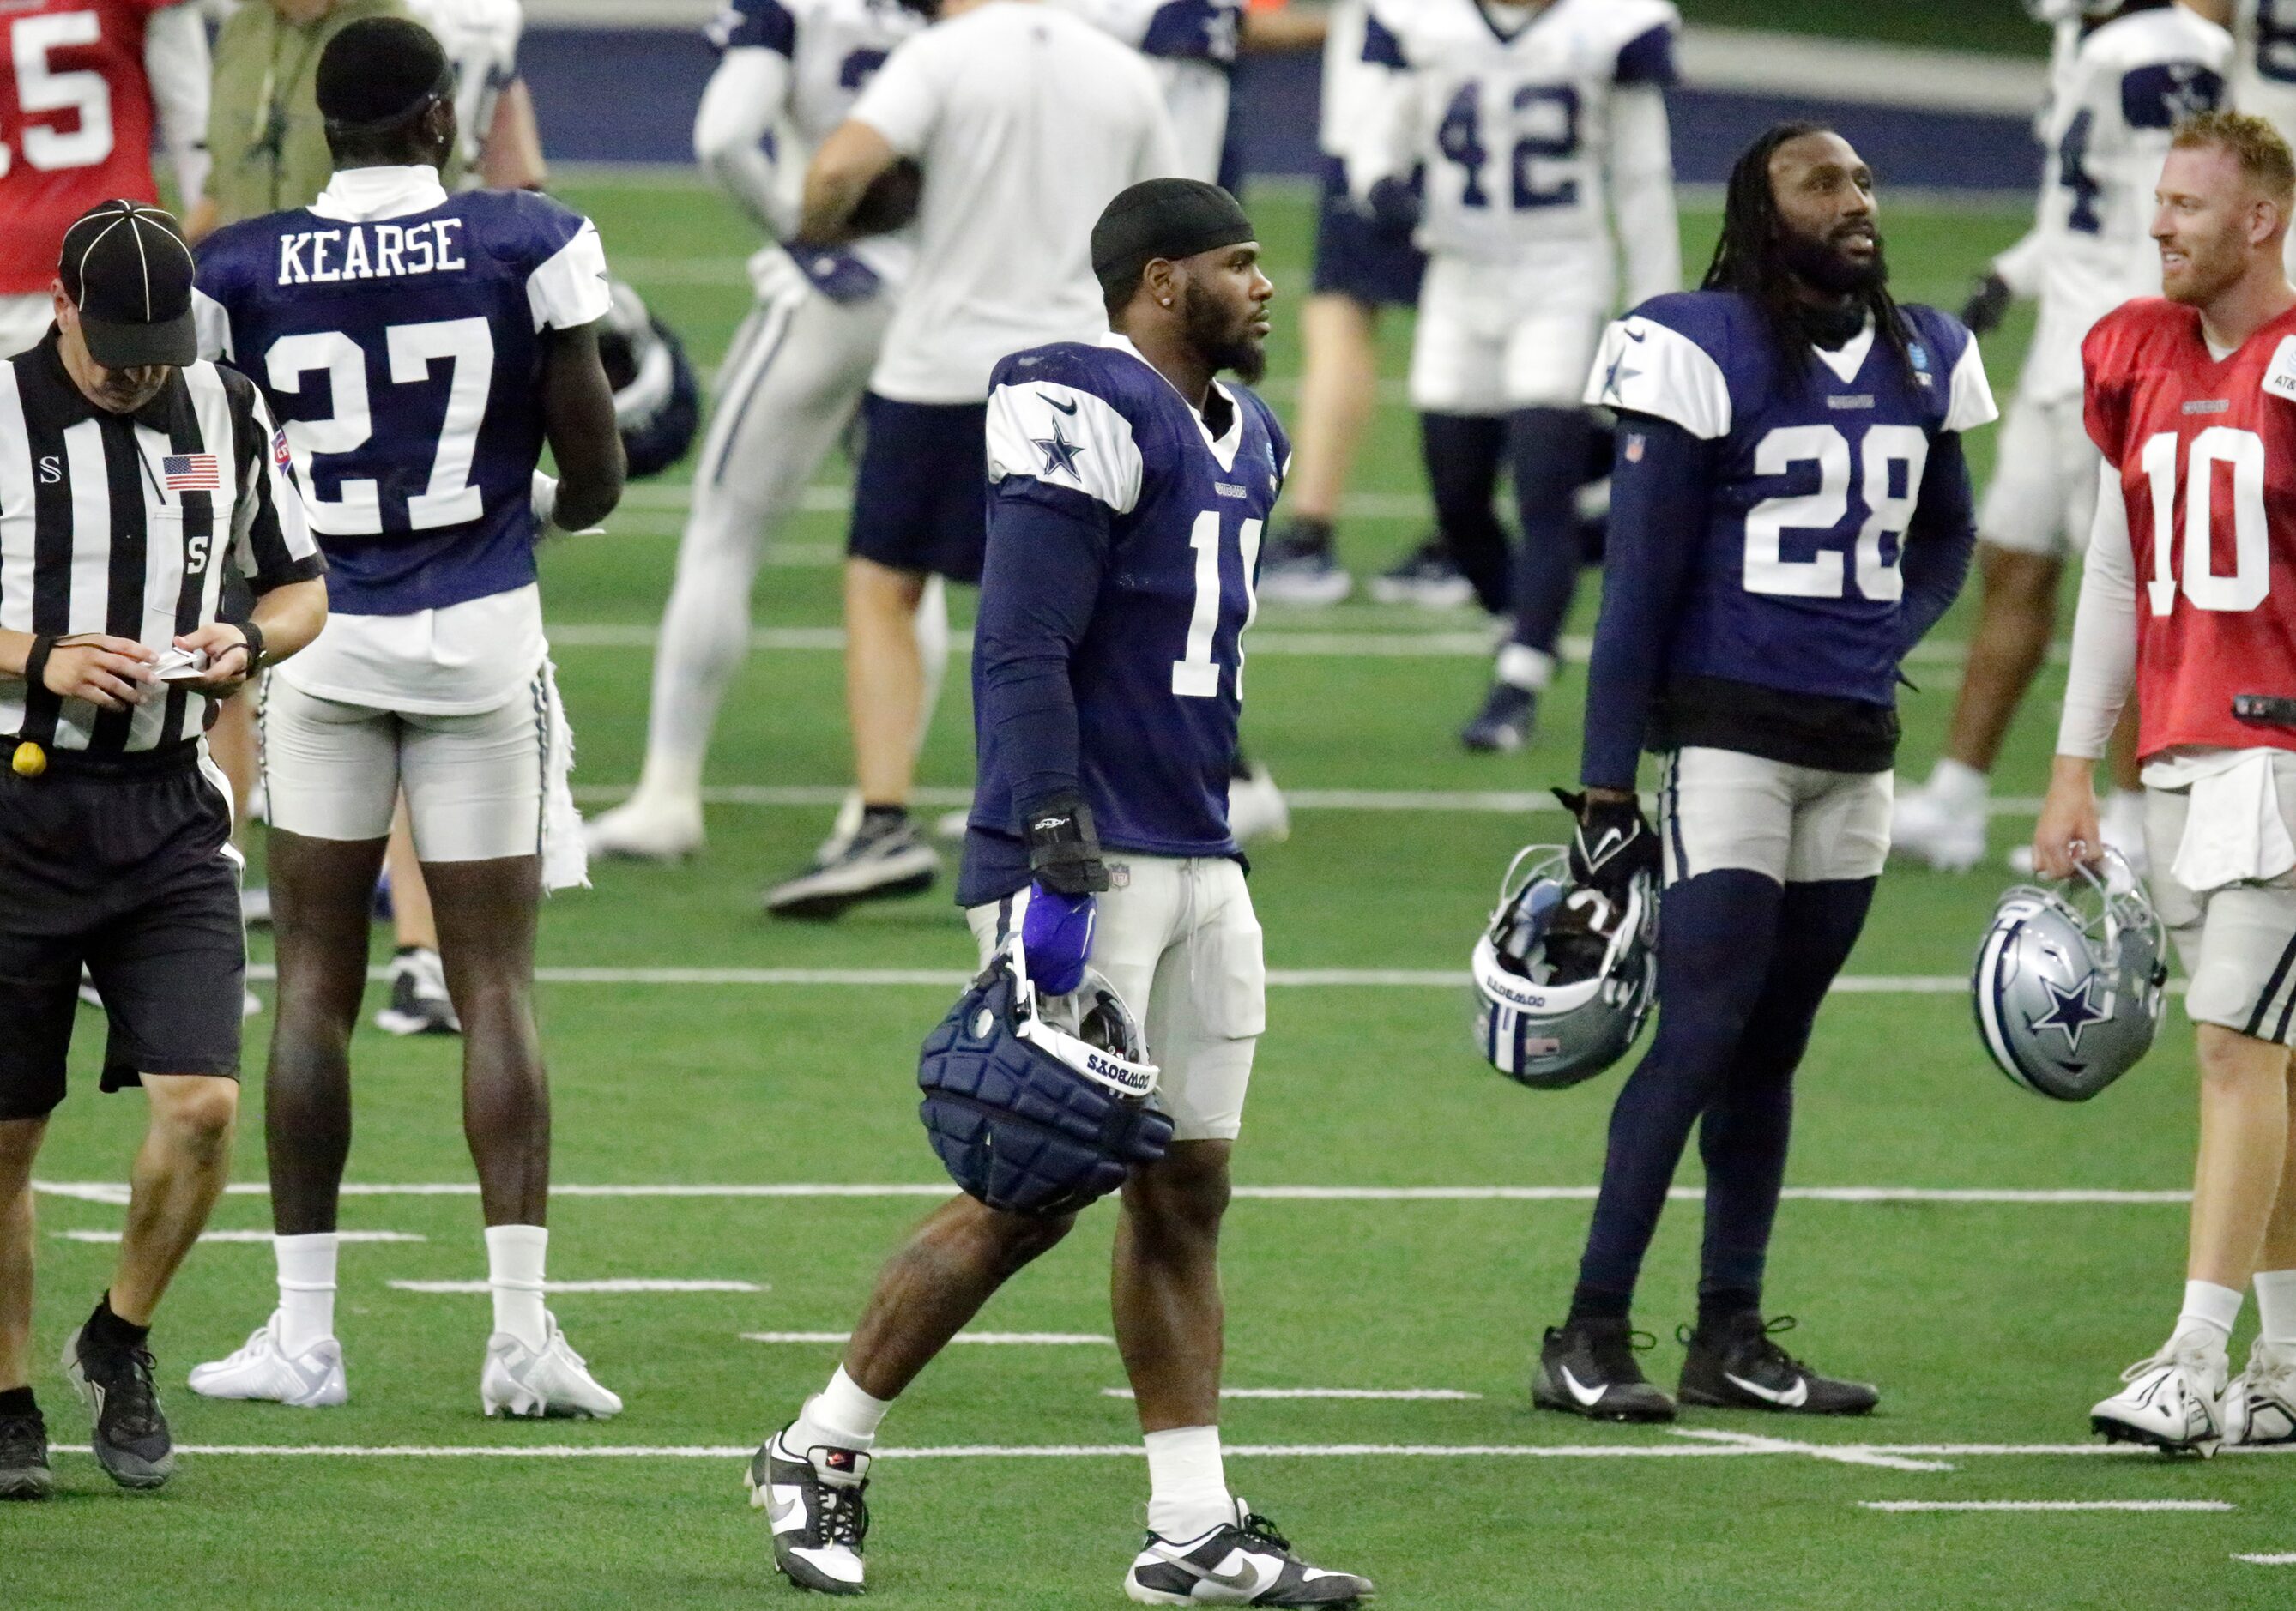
[191,287,233,364]
[985,380,1145,514]
[1945,336,1998,434]
[1583,314,1731,440]
[527,219,613,333]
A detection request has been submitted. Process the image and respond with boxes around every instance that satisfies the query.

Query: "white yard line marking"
[390,1279,764,1294]
[54,1229,424,1245]
[1102,1388,1482,1401]
[745,1330,1111,1346]
[2236,1553,2296,1564]
[36,1182,2196,1205]
[1671,1429,1954,1473]
[1862,1500,2234,1512]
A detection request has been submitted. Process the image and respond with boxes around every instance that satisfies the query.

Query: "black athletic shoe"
[0,1406,51,1500]
[1125,1504,1375,1606]
[63,1319,174,1489]
[1459,682,1535,753]
[1368,534,1472,609]
[1532,1318,1676,1422]
[764,813,940,920]
[1677,1312,1880,1416]
[1257,523,1353,606]
[747,1427,870,1595]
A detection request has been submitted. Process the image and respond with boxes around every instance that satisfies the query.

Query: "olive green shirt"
[206,0,463,226]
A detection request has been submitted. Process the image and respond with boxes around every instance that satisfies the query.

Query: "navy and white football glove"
[1554,788,1660,902]
[1022,793,1109,996]
[1960,271,2013,337]
[1022,887,1097,998]
[784,243,883,305]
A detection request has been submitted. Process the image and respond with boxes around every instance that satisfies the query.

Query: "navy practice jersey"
[191,176,612,616]
[958,332,1290,905]
[1578,291,1996,787]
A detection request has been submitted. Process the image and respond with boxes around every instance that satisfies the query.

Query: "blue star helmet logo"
[2029,972,2109,1053]
[1033,418,1086,480]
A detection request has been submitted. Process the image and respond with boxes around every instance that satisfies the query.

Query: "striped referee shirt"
[0,330,323,755]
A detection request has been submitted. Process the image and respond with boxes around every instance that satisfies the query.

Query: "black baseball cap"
[59,201,197,370]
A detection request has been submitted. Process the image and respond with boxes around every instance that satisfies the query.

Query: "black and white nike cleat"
[764,813,939,920]
[1459,682,1534,753]
[1677,1312,1879,1416]
[748,1427,870,1595]
[0,1403,51,1500]
[1368,534,1471,610]
[2091,1332,2227,1456]
[2225,1337,2296,1446]
[1125,1504,1373,1607]
[1532,1318,1676,1422]
[63,1317,174,1489]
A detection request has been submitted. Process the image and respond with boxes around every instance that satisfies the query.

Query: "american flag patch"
[164,454,220,492]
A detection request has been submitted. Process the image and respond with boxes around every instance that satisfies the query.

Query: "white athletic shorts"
[1409,255,1605,416]
[1659,746,1894,887]
[2145,760,2296,1045]
[1978,389,2100,557]
[260,672,552,862]
[966,854,1265,1143]
[0,293,51,359]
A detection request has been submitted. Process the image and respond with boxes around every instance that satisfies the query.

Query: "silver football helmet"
[1471,846,1657,1090]
[1973,848,2168,1102]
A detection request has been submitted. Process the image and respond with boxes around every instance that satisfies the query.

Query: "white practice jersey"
[849,0,1179,403]
[1051,0,1239,183]
[697,0,926,275]
[406,0,523,182]
[2014,3,2230,402]
[1320,0,1381,160]
[2235,0,2296,144]
[1357,0,1681,305]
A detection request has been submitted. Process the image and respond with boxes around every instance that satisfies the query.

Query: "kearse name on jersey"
[273,219,469,287]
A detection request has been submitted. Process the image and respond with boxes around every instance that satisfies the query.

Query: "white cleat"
[1228,764,1291,847]
[2091,1332,2227,1456]
[2224,1338,2296,1446]
[1889,781,1986,872]
[480,1311,623,1420]
[1126,1502,1374,1607]
[187,1314,347,1408]
[583,794,705,862]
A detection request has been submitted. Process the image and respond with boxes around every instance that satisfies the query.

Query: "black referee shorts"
[0,745,245,1120]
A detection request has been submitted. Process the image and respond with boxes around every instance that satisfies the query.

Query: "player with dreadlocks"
[1525,122,1998,1421]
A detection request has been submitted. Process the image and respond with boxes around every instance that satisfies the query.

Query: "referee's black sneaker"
[1532,1317,1676,1422]
[1677,1312,1879,1416]
[63,1300,174,1490]
[0,1397,51,1500]
[763,811,939,920]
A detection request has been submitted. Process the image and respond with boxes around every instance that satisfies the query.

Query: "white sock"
[789,1366,891,1455]
[1495,643,1556,694]
[2254,1270,2296,1346]
[1927,757,1989,805]
[485,1224,549,1350]
[1144,1425,1234,1542]
[2172,1279,2244,1348]
[914,575,950,752]
[638,492,765,803]
[274,1233,338,1355]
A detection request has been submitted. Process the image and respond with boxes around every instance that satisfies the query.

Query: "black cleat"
[63,1318,174,1489]
[747,1427,871,1595]
[0,1405,52,1500]
[1459,682,1535,753]
[1125,1504,1374,1606]
[1677,1312,1879,1416]
[1257,523,1354,606]
[1368,534,1472,609]
[1532,1318,1676,1422]
[764,813,940,920]
[373,945,461,1036]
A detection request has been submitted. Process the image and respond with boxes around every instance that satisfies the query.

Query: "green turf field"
[6,177,2293,1609]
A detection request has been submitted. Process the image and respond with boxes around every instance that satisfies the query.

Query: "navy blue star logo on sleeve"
[1034,418,1086,480]
[1600,326,1646,405]
[2029,973,2108,1052]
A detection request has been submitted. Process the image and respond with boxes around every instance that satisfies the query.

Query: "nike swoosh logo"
[767,1491,803,1529]
[1045,395,1078,415]
[1624,325,1647,343]
[1155,1548,1259,1592]
[1591,827,1625,865]
[1725,1371,1808,1408]
[1559,1366,1609,1408]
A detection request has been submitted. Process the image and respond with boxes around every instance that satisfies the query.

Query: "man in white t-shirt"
[764,0,1179,919]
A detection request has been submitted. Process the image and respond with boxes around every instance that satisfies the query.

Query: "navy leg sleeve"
[1696,877,1877,1308]
[1572,868,1784,1318]
[1419,412,1512,615]
[1507,407,1598,656]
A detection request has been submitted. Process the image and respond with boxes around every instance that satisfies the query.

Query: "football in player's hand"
[850,159,923,236]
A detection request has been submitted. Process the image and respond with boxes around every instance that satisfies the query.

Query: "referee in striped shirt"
[0,201,326,1502]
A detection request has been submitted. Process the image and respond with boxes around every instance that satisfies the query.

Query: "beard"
[1181,282,1267,384]
[1778,222,1889,299]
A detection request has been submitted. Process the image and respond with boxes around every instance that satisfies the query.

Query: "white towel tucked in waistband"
[2169,750,2296,895]
[539,656,589,893]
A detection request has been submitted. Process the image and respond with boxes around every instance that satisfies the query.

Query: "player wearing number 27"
[2039,111,2296,1455]
[1533,125,1996,1423]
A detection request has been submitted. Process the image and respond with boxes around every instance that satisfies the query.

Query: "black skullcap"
[1091,179,1256,297]
[317,17,452,135]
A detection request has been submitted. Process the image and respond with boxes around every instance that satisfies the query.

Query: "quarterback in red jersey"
[0,0,209,354]
[2038,110,2296,1456]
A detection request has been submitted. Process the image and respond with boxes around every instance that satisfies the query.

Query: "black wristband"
[232,622,264,675]
[1024,792,1109,896]
[20,634,56,694]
